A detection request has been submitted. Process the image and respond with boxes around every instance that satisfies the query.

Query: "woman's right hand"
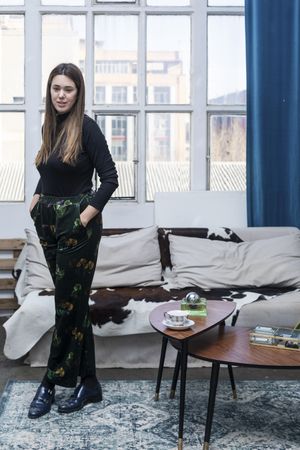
[29,194,40,214]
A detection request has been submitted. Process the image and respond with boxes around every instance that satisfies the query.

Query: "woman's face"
[50,74,78,114]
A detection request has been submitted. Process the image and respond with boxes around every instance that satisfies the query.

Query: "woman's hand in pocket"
[29,194,40,214]
[80,205,99,228]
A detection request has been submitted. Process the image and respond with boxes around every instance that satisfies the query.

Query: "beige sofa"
[3,225,300,368]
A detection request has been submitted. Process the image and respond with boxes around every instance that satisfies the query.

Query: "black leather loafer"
[28,384,55,419]
[57,382,102,414]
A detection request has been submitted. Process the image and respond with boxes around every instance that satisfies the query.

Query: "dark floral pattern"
[32,193,102,387]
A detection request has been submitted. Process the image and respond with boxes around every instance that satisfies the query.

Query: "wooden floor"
[1,316,299,395]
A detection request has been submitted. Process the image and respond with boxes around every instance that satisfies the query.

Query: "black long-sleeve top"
[34,114,118,212]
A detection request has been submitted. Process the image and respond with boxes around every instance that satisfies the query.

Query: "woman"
[28,63,118,419]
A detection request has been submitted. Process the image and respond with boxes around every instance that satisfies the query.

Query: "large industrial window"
[0,0,245,204]
[207,11,246,190]
[0,15,24,201]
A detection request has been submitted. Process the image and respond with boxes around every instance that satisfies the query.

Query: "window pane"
[96,114,136,199]
[147,16,190,104]
[0,113,24,201]
[209,115,246,191]
[0,0,23,4]
[0,15,24,104]
[147,0,190,5]
[208,15,245,105]
[208,0,244,5]
[146,113,190,201]
[94,16,138,105]
[41,0,84,5]
[42,15,86,100]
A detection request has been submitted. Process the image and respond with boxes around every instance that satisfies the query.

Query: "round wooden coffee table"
[186,326,300,450]
[149,300,236,450]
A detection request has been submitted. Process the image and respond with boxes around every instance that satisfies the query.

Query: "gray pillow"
[93,226,163,287]
[169,232,300,289]
[20,226,163,297]
[23,228,54,296]
[14,243,28,305]
[236,290,300,328]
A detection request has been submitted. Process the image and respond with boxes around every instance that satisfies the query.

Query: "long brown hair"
[35,63,85,166]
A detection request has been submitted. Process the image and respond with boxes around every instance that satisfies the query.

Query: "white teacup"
[164,310,189,326]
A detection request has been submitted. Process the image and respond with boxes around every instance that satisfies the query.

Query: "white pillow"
[19,226,163,296]
[169,232,300,289]
[236,290,300,328]
[93,226,163,287]
[14,243,28,305]
[23,228,54,296]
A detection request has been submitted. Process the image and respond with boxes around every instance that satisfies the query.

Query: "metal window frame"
[0,0,245,205]
[206,4,246,190]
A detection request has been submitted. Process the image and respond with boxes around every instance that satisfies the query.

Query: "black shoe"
[57,382,102,414]
[28,384,55,419]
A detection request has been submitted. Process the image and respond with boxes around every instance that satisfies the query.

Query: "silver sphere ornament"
[185,291,200,304]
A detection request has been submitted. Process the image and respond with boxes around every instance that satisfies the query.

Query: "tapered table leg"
[227,364,237,399]
[178,341,188,450]
[203,361,220,450]
[154,336,168,401]
[170,350,181,399]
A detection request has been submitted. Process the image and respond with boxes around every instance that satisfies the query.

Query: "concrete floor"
[1,315,299,395]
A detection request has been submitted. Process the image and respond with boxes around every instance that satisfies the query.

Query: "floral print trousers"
[31,193,102,387]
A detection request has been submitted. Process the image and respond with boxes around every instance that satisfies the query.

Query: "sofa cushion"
[92,226,163,287]
[236,290,300,328]
[23,228,54,296]
[14,242,29,305]
[158,227,243,269]
[168,232,300,289]
[18,226,163,298]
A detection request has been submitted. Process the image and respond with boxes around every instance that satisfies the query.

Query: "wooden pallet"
[0,238,25,310]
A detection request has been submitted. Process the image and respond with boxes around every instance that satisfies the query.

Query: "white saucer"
[162,319,195,330]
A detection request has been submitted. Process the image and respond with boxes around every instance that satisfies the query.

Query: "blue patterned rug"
[0,379,299,450]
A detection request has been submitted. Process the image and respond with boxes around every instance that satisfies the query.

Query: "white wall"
[0,202,156,239]
[0,191,247,238]
[154,191,247,228]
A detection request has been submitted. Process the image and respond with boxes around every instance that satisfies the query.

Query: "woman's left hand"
[29,194,41,214]
[80,205,99,228]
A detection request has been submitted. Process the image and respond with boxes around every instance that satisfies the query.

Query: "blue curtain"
[245,0,300,227]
